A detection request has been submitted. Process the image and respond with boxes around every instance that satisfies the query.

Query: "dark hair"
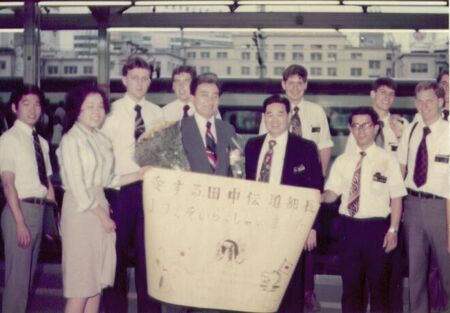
[415,81,445,99]
[172,65,197,81]
[122,56,153,77]
[348,106,379,125]
[372,77,397,92]
[437,69,449,83]
[262,95,290,114]
[9,84,45,112]
[65,84,110,132]
[190,72,221,95]
[282,64,308,82]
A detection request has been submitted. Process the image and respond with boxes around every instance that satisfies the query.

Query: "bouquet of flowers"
[135,121,190,171]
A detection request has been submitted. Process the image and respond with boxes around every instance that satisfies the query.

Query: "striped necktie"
[413,127,431,188]
[32,130,48,188]
[347,151,366,216]
[205,121,217,171]
[134,105,145,140]
[290,106,302,137]
[258,140,277,182]
[375,120,385,148]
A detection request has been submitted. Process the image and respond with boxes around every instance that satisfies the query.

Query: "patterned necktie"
[443,109,449,121]
[183,104,190,118]
[258,140,277,182]
[347,151,366,216]
[32,130,48,188]
[413,127,431,188]
[134,105,145,140]
[205,121,217,171]
[290,106,302,137]
[375,120,385,148]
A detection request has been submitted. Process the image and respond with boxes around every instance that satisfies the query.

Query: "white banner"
[143,168,320,313]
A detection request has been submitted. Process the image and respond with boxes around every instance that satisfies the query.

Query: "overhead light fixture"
[184,27,258,32]
[38,1,132,6]
[366,6,448,13]
[239,0,339,4]
[340,28,416,33]
[0,28,23,33]
[261,28,338,33]
[343,1,446,6]
[419,29,449,33]
[108,27,181,32]
[135,1,234,5]
[0,1,23,6]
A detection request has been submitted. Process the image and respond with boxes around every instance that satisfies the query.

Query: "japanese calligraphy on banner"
[143,168,320,313]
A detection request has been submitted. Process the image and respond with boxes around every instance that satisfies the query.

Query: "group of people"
[0,55,448,313]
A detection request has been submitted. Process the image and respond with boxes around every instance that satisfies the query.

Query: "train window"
[220,107,261,135]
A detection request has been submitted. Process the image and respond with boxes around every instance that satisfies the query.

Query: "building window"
[47,66,58,74]
[187,52,196,58]
[292,44,304,50]
[241,52,251,60]
[351,52,363,60]
[292,52,304,61]
[327,53,337,61]
[226,66,232,75]
[274,66,284,76]
[386,68,392,77]
[274,44,286,50]
[200,66,210,74]
[200,52,210,59]
[328,44,337,50]
[311,53,322,61]
[311,67,322,76]
[369,60,381,69]
[386,53,392,61]
[241,66,250,76]
[351,68,362,76]
[411,63,428,73]
[274,52,285,61]
[64,66,78,74]
[217,52,228,59]
[83,66,93,75]
[0,61,6,70]
[311,44,323,49]
[328,67,337,76]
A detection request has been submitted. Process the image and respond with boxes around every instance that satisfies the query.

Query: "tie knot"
[183,104,190,112]
[423,126,431,136]
[360,151,366,157]
[293,106,299,114]
[378,120,384,128]
[206,121,212,129]
[268,140,277,148]
[135,105,141,113]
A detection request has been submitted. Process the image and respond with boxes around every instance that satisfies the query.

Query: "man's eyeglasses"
[350,122,374,130]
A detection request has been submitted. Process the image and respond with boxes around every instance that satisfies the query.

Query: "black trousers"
[103,182,161,313]
[339,215,391,313]
[278,254,305,313]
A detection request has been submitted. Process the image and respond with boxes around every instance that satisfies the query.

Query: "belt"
[407,188,444,200]
[21,197,54,206]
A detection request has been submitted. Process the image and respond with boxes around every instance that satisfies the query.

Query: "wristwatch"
[388,227,398,234]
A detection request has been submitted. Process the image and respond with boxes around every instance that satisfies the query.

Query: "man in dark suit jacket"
[245,94,323,313]
[162,73,236,313]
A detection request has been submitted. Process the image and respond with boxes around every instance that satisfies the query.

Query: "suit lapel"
[281,134,294,184]
[250,135,266,180]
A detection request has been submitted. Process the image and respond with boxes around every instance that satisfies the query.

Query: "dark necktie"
[205,121,217,171]
[290,106,302,137]
[347,151,366,216]
[183,104,190,119]
[413,127,431,187]
[375,120,385,148]
[443,109,449,121]
[134,105,145,140]
[32,130,48,188]
[258,140,277,182]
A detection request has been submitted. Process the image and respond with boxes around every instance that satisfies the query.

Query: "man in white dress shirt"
[323,107,406,313]
[345,77,409,156]
[102,56,164,313]
[0,85,56,313]
[397,81,450,313]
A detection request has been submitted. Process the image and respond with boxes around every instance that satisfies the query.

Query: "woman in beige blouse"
[57,85,145,313]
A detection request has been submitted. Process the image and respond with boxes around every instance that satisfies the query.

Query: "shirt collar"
[14,119,34,136]
[356,142,376,156]
[290,98,304,110]
[194,113,215,127]
[266,130,289,146]
[426,118,442,134]
[124,93,145,107]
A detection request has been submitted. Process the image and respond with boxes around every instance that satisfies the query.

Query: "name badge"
[311,127,320,133]
[373,172,387,183]
[435,154,449,163]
